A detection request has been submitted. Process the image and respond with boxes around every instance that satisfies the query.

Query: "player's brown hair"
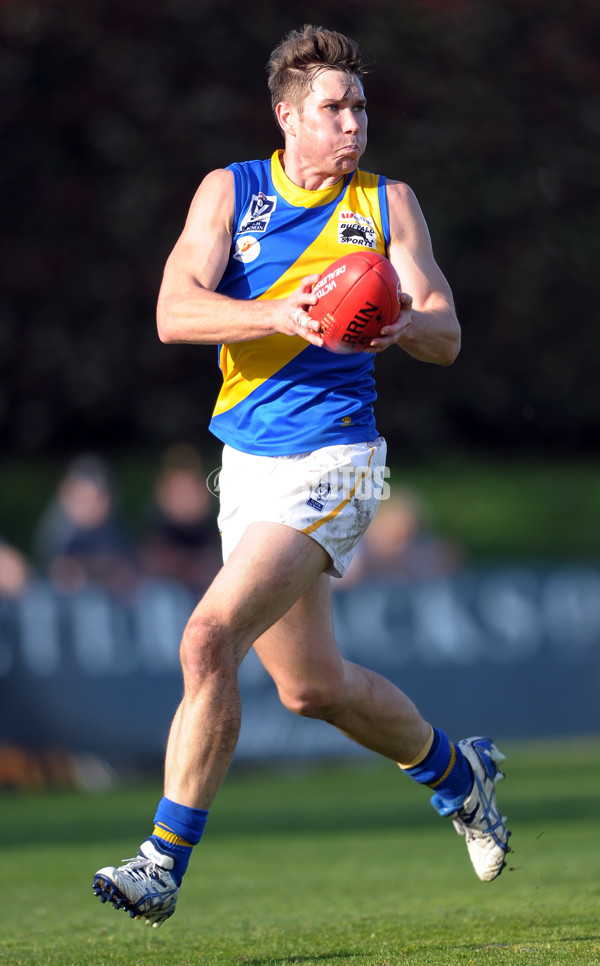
[267,25,365,117]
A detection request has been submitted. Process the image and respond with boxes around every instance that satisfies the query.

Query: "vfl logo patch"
[338,210,377,249]
[239,192,277,234]
[306,479,331,512]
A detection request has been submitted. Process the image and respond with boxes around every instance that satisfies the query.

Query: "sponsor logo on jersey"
[338,210,377,248]
[233,235,261,263]
[239,192,277,234]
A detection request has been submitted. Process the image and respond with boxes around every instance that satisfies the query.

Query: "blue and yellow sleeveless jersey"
[208,150,391,456]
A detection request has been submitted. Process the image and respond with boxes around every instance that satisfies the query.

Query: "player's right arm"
[156,169,321,346]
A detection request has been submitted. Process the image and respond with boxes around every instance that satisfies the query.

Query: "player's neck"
[280,148,351,192]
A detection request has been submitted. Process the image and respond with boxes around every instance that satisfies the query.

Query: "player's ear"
[275,101,297,137]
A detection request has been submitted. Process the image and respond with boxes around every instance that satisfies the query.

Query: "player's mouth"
[338,142,362,158]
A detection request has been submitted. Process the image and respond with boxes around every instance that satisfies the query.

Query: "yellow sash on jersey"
[213,151,387,418]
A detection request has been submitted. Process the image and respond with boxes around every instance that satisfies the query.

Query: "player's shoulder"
[204,156,274,196]
[189,168,235,210]
[182,168,236,235]
[226,156,271,172]
[198,167,236,193]
[384,178,419,205]
[186,157,271,229]
[384,179,427,233]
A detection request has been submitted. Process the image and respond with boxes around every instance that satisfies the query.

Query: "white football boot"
[431,736,511,882]
[93,838,180,927]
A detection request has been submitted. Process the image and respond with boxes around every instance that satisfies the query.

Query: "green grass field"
[1,738,599,965]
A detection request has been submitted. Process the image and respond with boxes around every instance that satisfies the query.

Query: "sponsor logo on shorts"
[306,479,332,512]
[307,466,391,509]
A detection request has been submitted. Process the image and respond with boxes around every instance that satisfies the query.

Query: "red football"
[308,250,401,354]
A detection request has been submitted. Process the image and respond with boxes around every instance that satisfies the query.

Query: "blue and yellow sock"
[399,727,473,809]
[151,797,209,885]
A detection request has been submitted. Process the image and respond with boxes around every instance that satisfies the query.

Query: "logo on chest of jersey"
[233,235,261,263]
[338,210,377,249]
[239,192,277,234]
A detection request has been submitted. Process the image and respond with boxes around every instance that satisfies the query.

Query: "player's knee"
[179,616,233,685]
[279,679,344,720]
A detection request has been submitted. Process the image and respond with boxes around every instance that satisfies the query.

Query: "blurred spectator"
[336,488,464,587]
[33,454,136,596]
[137,443,221,594]
[0,538,32,597]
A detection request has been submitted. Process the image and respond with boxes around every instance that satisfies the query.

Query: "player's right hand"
[273,274,323,346]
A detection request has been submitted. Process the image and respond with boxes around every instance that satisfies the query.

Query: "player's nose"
[341,108,360,133]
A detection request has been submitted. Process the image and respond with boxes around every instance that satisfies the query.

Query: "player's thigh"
[253,573,346,699]
[185,521,330,661]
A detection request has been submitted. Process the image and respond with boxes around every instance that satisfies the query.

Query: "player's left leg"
[254,574,510,881]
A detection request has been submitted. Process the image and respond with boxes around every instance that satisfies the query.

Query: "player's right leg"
[93,521,331,925]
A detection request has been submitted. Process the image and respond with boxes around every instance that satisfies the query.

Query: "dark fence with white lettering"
[1,566,598,771]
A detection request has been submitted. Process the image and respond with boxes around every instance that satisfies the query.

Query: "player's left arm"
[367,179,461,365]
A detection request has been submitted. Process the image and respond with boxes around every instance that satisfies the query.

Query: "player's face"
[290,68,368,179]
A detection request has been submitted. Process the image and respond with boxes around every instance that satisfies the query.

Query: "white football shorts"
[216,437,388,577]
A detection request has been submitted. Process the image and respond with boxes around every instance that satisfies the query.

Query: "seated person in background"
[33,454,135,596]
[337,488,464,587]
[138,443,221,594]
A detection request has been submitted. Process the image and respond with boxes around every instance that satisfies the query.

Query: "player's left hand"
[363,292,414,353]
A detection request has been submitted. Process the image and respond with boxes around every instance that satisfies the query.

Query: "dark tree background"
[1,0,599,459]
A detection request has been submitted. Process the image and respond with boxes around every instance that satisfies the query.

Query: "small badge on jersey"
[338,210,377,249]
[239,192,277,234]
[306,479,332,513]
[233,235,261,263]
